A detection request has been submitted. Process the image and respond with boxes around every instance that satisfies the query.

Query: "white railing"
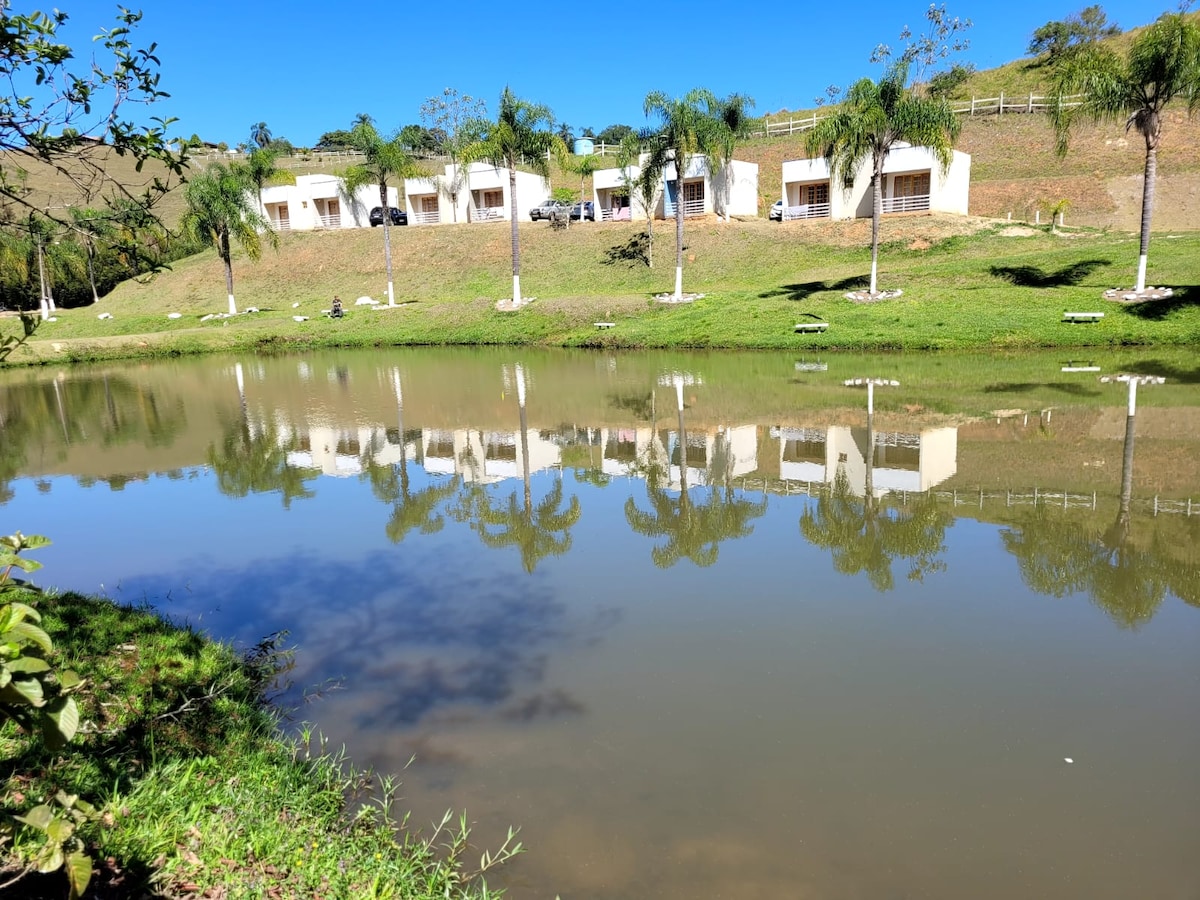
[274,218,291,231]
[881,194,930,214]
[316,213,341,228]
[411,210,439,225]
[474,206,503,221]
[665,198,705,217]
[601,207,633,221]
[756,93,1086,138]
[783,203,830,220]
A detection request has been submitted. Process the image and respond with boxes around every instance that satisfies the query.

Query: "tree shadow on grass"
[759,276,866,301]
[602,232,651,267]
[1120,285,1200,321]
[982,381,1101,397]
[1119,354,1200,385]
[989,259,1109,288]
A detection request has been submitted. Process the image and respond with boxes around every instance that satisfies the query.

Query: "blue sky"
[54,0,1167,148]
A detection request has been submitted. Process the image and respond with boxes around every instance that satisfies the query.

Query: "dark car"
[569,201,595,222]
[529,199,569,221]
[370,206,407,226]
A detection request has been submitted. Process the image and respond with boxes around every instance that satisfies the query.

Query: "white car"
[769,199,784,221]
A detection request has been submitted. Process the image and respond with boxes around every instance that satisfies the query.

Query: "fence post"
[970,97,975,116]
[998,91,1004,117]
[1028,92,1034,113]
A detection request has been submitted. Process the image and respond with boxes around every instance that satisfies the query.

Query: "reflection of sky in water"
[4,416,1200,899]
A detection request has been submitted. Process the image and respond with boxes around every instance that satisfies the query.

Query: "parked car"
[370,206,407,226]
[769,200,784,221]
[529,199,569,221]
[569,201,595,222]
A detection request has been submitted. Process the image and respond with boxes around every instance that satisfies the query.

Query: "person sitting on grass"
[331,295,343,319]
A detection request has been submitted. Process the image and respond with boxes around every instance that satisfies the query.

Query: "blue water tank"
[573,138,594,156]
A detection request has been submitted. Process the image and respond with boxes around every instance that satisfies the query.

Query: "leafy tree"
[249,121,273,149]
[340,116,421,306]
[1028,5,1121,62]
[596,123,633,145]
[705,92,756,222]
[420,88,488,223]
[1050,11,1200,295]
[805,62,960,295]
[180,161,275,315]
[0,6,186,240]
[398,123,441,154]
[68,207,114,304]
[641,88,718,301]
[566,154,602,222]
[870,3,974,88]
[466,88,564,304]
[314,129,355,150]
[927,63,976,98]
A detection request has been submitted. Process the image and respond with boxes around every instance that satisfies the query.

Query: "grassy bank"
[2,215,1198,367]
[0,546,519,899]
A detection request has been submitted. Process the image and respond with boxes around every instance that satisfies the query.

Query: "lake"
[2,346,1197,899]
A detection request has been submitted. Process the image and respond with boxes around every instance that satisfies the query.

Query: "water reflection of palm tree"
[207,364,316,508]
[625,386,767,568]
[798,410,949,591]
[1003,405,1171,627]
[462,364,581,573]
[360,369,459,543]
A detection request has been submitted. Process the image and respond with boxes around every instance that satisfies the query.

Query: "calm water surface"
[2,347,1198,899]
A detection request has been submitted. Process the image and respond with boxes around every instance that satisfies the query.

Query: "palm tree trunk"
[509,164,521,303]
[674,161,685,300]
[221,229,237,315]
[870,164,883,295]
[517,364,531,515]
[86,242,99,305]
[36,237,50,321]
[380,182,395,306]
[450,157,460,223]
[1135,141,1156,293]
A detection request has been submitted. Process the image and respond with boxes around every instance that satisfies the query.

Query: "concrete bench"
[594,322,615,329]
[794,322,829,333]
[1063,311,1104,323]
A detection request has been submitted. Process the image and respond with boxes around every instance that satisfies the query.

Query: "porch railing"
[274,218,291,231]
[880,194,930,214]
[601,207,633,221]
[783,203,830,220]
[411,210,439,225]
[316,213,341,228]
[474,206,503,221]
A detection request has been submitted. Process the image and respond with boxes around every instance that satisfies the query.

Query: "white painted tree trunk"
[512,274,522,305]
[674,266,683,301]
[1135,255,1148,293]
[227,293,237,315]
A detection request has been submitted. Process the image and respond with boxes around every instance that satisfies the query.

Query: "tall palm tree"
[641,88,718,301]
[705,92,756,222]
[237,148,279,218]
[467,87,564,305]
[249,122,272,150]
[805,62,960,296]
[341,117,420,307]
[180,161,275,315]
[1050,12,1200,294]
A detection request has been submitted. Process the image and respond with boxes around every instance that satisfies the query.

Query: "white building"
[774,425,958,495]
[779,144,971,221]
[591,153,759,222]
[259,174,397,232]
[404,162,552,225]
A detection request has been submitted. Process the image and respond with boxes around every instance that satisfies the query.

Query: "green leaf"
[7,557,44,574]
[6,656,51,674]
[15,804,54,830]
[43,696,79,747]
[36,842,64,874]
[20,535,51,550]
[6,602,43,624]
[46,816,75,843]
[0,674,46,707]
[3,621,53,653]
[66,850,92,900]
[59,669,82,690]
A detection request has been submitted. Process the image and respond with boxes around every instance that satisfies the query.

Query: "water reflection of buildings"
[773,425,958,495]
[265,417,956,496]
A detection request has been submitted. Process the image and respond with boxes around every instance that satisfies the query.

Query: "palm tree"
[805,62,961,296]
[340,117,421,307]
[705,92,756,222]
[466,87,564,305]
[181,162,274,315]
[1050,12,1200,294]
[641,88,718,301]
[567,154,602,220]
[237,148,279,218]
[618,132,661,267]
[249,122,272,150]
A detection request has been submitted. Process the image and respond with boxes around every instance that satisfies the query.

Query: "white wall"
[259,175,395,231]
